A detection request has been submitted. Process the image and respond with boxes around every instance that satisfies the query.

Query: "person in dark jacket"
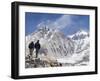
[35,40,41,58]
[28,41,34,58]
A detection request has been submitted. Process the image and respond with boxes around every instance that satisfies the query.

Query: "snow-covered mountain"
[69,30,89,39]
[68,30,89,53]
[63,30,90,65]
[25,27,90,67]
[26,27,75,58]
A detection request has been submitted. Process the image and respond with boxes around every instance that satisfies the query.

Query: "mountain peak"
[76,29,88,35]
[68,29,89,40]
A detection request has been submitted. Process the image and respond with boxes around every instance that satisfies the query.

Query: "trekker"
[28,41,34,59]
[35,40,41,58]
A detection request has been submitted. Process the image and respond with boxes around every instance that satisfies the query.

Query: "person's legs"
[36,49,38,58]
[30,49,33,55]
[29,49,33,60]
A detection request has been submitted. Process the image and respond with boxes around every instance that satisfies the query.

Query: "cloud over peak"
[37,15,72,30]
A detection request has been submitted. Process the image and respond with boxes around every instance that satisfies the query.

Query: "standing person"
[28,41,34,59]
[35,40,41,58]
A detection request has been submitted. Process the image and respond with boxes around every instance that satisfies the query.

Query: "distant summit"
[68,29,89,40]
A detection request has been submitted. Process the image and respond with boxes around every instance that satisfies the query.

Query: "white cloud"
[37,15,73,30]
[54,15,72,29]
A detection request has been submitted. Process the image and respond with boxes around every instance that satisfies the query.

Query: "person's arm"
[39,44,41,49]
[28,43,30,48]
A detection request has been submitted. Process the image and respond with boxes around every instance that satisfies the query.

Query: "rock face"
[25,27,90,68]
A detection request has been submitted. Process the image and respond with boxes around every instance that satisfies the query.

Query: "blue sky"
[25,12,89,36]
